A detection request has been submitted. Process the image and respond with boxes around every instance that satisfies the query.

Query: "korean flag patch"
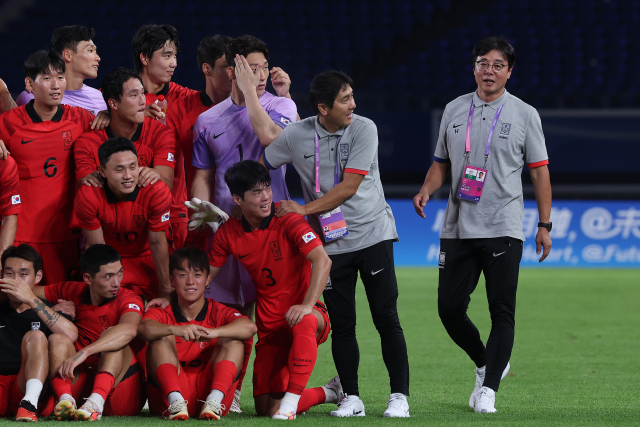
[280,117,291,126]
[168,153,175,162]
[302,232,316,244]
[128,304,141,311]
[161,212,170,222]
[11,195,20,205]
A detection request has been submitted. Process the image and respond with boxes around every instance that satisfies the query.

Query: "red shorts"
[148,363,237,418]
[171,221,188,250]
[14,240,81,285]
[252,302,330,397]
[121,254,158,300]
[70,351,145,416]
[0,375,55,417]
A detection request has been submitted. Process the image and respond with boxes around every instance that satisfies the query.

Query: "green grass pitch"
[1,268,638,426]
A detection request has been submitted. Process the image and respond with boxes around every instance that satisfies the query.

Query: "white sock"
[206,389,225,404]
[168,391,184,405]
[278,392,301,414]
[87,393,105,412]
[23,379,43,408]
[59,393,75,404]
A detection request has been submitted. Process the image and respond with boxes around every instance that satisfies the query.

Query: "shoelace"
[197,400,225,414]
[164,400,189,415]
[80,398,100,413]
[386,394,406,410]
[337,396,360,411]
[477,390,494,402]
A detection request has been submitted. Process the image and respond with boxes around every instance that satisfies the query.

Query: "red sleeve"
[142,306,170,322]
[44,281,81,303]
[208,223,232,268]
[212,300,247,326]
[0,157,22,216]
[117,289,144,317]
[74,186,102,231]
[146,182,171,232]
[78,108,96,132]
[150,122,177,168]
[284,213,323,257]
[74,134,99,180]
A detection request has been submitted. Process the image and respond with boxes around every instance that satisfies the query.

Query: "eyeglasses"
[475,61,507,74]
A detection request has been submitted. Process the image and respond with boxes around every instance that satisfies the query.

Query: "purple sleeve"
[268,98,297,129]
[16,91,34,107]
[191,129,215,169]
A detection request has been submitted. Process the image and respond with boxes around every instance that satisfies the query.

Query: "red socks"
[155,363,182,396]
[297,387,326,414]
[287,314,318,395]
[92,371,116,401]
[236,336,253,391]
[51,377,72,399]
[210,360,238,395]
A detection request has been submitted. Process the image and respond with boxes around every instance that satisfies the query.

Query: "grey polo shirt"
[434,89,549,241]
[264,114,398,255]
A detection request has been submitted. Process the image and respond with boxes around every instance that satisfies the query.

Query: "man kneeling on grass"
[139,247,257,420]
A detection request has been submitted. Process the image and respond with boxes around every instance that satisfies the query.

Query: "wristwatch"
[538,222,552,232]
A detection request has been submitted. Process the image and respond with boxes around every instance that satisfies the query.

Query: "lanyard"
[314,130,342,194]
[465,100,505,166]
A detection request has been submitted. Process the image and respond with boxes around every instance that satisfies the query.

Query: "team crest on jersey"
[168,153,175,162]
[133,215,145,228]
[138,154,148,168]
[199,342,210,349]
[302,232,316,244]
[31,322,41,331]
[339,144,350,158]
[280,117,291,126]
[99,316,110,330]
[161,212,170,222]
[11,195,21,205]
[500,123,511,135]
[269,241,283,261]
[62,130,73,150]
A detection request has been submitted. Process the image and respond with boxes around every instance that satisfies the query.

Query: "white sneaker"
[469,362,510,408]
[322,376,343,404]
[329,394,365,417]
[382,393,410,418]
[230,389,242,413]
[474,387,496,413]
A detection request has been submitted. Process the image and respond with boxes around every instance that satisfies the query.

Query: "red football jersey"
[74,181,171,257]
[208,203,323,336]
[74,118,176,181]
[0,157,22,216]
[144,82,198,107]
[166,91,216,222]
[144,298,245,372]
[45,281,143,349]
[0,102,94,242]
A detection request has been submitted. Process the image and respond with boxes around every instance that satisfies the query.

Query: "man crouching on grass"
[139,247,257,421]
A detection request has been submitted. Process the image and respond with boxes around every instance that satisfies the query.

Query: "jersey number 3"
[262,268,276,286]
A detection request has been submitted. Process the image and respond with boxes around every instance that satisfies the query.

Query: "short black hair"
[224,160,271,200]
[1,244,42,274]
[225,35,269,67]
[308,70,353,115]
[98,137,138,167]
[472,36,516,70]
[51,26,96,55]
[80,244,122,276]
[101,67,143,111]
[197,35,231,77]
[24,50,65,81]
[132,24,180,74]
[169,247,210,276]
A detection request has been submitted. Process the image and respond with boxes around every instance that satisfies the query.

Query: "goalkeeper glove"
[184,198,229,233]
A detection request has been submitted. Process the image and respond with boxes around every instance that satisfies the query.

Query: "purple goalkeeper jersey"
[192,91,297,305]
[16,84,107,115]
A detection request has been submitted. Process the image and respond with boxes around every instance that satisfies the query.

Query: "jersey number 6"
[44,157,57,177]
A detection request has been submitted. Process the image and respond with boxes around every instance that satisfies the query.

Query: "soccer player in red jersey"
[0,244,77,422]
[139,247,256,420]
[74,67,176,192]
[165,35,231,250]
[0,51,99,285]
[131,24,197,106]
[0,157,21,258]
[208,160,341,419]
[75,138,172,300]
[29,244,145,421]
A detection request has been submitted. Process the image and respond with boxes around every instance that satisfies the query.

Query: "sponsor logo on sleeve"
[128,304,141,311]
[302,232,316,243]
[161,212,170,222]
[168,152,175,162]
[280,117,291,126]
[11,195,21,205]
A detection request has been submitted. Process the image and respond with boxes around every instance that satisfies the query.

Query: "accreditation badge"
[318,206,350,242]
[457,165,487,203]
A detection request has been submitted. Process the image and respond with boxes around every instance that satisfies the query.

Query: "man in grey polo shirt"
[413,36,552,414]
[261,70,410,418]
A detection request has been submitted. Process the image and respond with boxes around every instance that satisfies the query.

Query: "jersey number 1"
[236,144,243,161]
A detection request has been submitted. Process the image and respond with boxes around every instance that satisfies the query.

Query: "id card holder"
[457,165,487,203]
[318,206,350,242]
